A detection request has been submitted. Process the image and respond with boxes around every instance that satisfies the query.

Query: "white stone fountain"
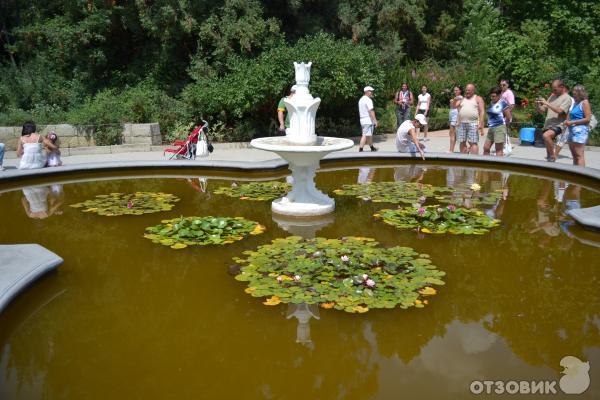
[250,62,354,216]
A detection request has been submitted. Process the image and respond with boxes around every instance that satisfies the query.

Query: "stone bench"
[0,244,63,313]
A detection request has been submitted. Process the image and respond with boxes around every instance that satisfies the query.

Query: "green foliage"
[214,181,291,201]
[183,33,384,137]
[70,192,180,216]
[144,216,265,249]
[234,236,446,313]
[385,58,497,113]
[1,0,598,141]
[375,206,501,235]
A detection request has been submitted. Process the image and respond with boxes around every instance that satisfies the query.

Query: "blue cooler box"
[519,127,535,146]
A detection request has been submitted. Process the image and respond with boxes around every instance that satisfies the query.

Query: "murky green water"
[0,164,599,399]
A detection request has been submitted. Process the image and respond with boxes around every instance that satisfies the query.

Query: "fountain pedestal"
[250,62,354,216]
[250,136,353,216]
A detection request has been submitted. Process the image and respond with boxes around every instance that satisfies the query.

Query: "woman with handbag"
[394,83,413,128]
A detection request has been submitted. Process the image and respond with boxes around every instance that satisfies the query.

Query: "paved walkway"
[2,130,599,170]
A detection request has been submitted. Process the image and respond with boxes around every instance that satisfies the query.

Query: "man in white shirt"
[396,114,426,160]
[358,86,378,152]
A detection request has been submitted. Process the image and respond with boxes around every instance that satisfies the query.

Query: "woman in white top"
[16,122,57,169]
[417,85,431,140]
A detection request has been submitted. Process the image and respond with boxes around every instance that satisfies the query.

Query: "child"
[46,131,62,167]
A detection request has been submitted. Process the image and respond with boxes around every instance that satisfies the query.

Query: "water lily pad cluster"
[333,182,452,204]
[439,186,502,207]
[375,205,500,234]
[144,216,265,249]
[333,181,502,207]
[70,192,180,216]
[234,236,445,313]
[214,181,291,201]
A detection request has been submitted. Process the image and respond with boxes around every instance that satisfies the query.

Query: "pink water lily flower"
[418,196,427,203]
[417,207,426,215]
[126,201,134,209]
[366,279,376,288]
[447,204,456,212]
[277,276,283,283]
[341,255,350,263]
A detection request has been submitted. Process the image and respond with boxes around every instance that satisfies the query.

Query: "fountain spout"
[284,62,320,145]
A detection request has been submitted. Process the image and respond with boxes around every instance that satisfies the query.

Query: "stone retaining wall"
[0,123,161,150]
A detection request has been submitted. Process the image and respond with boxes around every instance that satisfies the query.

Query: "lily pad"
[333,181,502,207]
[333,182,452,204]
[214,181,291,201]
[144,216,265,248]
[70,192,180,216]
[234,236,445,313]
[375,205,501,234]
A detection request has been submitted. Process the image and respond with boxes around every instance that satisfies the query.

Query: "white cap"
[364,86,375,92]
[290,85,298,92]
[415,114,427,125]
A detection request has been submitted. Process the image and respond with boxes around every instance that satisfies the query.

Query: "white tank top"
[458,96,479,122]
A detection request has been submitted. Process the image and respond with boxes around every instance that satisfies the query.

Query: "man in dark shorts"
[536,79,572,162]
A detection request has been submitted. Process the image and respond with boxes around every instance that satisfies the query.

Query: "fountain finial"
[294,62,312,86]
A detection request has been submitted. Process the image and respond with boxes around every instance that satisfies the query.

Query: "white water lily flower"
[362,274,369,280]
[470,183,481,191]
[293,275,301,281]
[341,255,350,263]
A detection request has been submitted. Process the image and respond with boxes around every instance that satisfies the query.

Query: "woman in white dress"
[16,121,57,169]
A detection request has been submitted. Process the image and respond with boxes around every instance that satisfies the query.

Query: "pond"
[0,164,598,399]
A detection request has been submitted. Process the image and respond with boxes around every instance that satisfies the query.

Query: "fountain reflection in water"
[251,62,354,216]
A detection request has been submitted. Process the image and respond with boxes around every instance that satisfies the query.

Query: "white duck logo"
[559,356,590,394]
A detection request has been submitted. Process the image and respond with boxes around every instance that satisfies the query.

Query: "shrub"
[385,58,498,116]
[183,33,384,140]
[66,82,186,144]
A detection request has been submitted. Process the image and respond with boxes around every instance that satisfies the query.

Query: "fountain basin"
[0,157,599,399]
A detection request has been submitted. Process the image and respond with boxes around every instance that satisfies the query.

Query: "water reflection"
[286,303,320,348]
[272,214,334,238]
[21,184,63,219]
[394,165,426,182]
[186,177,209,195]
[357,167,376,184]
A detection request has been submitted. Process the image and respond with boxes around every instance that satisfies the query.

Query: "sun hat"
[364,86,375,92]
[415,114,428,125]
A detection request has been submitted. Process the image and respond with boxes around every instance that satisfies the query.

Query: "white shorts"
[449,109,458,127]
[361,124,374,136]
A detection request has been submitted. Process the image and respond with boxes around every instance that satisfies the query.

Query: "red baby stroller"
[164,120,209,160]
